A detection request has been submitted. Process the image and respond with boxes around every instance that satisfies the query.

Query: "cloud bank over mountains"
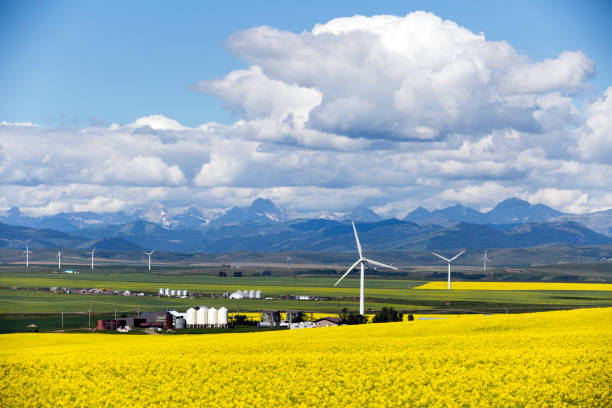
[1,12,610,217]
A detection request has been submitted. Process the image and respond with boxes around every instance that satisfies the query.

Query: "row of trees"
[340,307,410,325]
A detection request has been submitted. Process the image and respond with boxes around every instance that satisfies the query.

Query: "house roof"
[315,317,342,324]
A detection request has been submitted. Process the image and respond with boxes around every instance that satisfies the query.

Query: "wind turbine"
[432,250,465,290]
[57,250,64,270]
[335,221,397,315]
[285,255,292,270]
[480,250,491,279]
[144,250,155,271]
[24,242,32,268]
[88,248,96,269]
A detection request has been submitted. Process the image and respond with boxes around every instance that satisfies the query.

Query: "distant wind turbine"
[335,222,397,315]
[24,242,32,268]
[144,250,155,271]
[88,248,96,270]
[480,250,491,279]
[285,255,292,270]
[57,250,64,270]
[432,250,465,290]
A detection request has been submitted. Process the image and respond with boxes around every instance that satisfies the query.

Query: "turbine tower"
[432,250,465,290]
[144,250,155,271]
[24,242,32,268]
[480,250,491,279]
[335,221,397,315]
[88,248,96,270]
[57,250,64,270]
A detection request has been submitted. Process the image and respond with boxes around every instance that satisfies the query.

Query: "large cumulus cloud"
[224,12,593,140]
[1,12,610,216]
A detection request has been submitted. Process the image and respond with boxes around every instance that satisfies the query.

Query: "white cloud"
[0,12,610,217]
[128,114,189,131]
[503,51,594,94]
[438,182,524,208]
[102,155,186,185]
[193,66,321,123]
[577,86,612,162]
[223,12,592,139]
[528,188,589,214]
[0,120,39,127]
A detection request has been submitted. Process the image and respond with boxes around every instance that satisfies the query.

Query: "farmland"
[1,263,611,333]
[1,307,610,407]
[415,282,612,291]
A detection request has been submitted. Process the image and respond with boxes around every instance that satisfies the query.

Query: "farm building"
[260,310,281,327]
[228,289,262,299]
[286,310,305,323]
[315,317,342,327]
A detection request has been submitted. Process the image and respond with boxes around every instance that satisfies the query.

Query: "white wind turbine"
[24,242,32,268]
[432,250,466,290]
[88,247,96,269]
[335,221,397,315]
[480,250,491,278]
[57,250,64,270]
[144,250,155,271]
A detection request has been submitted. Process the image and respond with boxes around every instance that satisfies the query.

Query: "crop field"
[0,307,610,407]
[415,282,612,291]
[1,264,612,333]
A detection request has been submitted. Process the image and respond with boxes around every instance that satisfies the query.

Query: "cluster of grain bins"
[159,288,188,297]
[228,289,262,299]
[184,306,228,328]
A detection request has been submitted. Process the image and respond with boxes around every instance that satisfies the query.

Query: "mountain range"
[1,217,610,254]
[1,197,611,253]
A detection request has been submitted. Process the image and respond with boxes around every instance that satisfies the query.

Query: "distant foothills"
[1,198,611,253]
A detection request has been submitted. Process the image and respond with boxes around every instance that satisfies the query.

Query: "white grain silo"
[186,307,197,328]
[218,307,228,327]
[165,288,170,296]
[242,290,249,297]
[182,289,188,297]
[207,307,218,328]
[175,317,186,329]
[196,306,208,328]
[159,288,164,296]
[171,289,176,296]
[255,290,262,299]
[248,290,255,299]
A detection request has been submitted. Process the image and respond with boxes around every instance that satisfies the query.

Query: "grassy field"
[1,308,610,407]
[1,263,611,332]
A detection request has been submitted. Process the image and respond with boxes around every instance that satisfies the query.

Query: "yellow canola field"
[1,308,611,407]
[414,281,612,291]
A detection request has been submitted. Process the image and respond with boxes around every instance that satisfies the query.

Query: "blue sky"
[2,0,611,127]
[0,1,611,217]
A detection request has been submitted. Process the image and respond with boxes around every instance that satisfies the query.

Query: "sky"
[1,0,611,217]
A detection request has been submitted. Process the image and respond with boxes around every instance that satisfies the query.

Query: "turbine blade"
[335,260,361,286]
[449,250,466,262]
[364,258,397,270]
[352,221,363,258]
[432,252,450,262]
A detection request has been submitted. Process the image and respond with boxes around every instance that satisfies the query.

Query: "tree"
[233,271,242,277]
[218,271,227,277]
[372,307,404,323]
[339,308,367,325]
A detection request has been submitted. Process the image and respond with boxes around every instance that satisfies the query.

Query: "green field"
[1,263,611,333]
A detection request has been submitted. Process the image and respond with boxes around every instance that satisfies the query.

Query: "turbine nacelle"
[432,250,465,290]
